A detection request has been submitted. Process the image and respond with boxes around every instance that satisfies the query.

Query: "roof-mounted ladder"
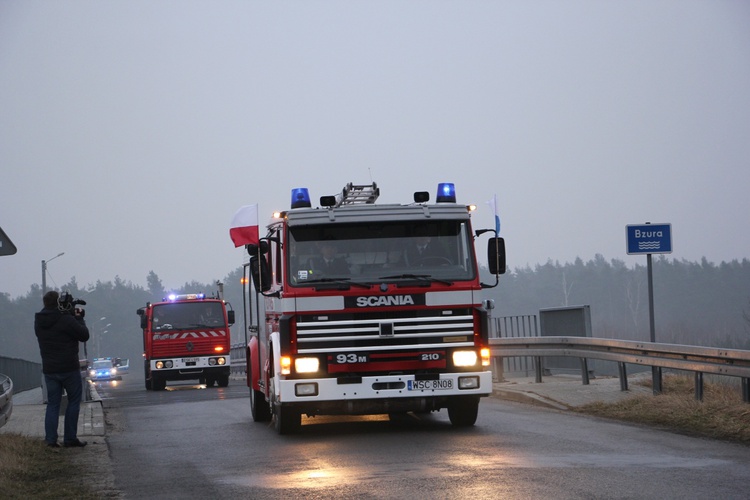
[335,182,380,207]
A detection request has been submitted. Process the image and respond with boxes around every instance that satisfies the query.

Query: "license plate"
[408,379,453,391]
[182,358,197,363]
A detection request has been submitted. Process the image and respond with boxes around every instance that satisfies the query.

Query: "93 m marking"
[335,353,368,364]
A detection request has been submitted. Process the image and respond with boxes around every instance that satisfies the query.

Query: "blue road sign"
[626,223,672,255]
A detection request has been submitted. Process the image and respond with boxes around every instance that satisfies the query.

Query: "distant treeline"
[484,255,750,350]
[2,257,749,364]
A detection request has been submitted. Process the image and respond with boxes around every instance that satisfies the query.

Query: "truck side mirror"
[227,310,235,326]
[488,237,506,275]
[250,254,272,293]
[140,314,148,329]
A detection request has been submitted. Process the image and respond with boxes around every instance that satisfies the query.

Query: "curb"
[491,386,570,411]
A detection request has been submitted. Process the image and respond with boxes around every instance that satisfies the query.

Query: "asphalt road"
[97,375,750,499]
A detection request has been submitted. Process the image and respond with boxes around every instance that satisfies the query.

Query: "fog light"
[458,376,479,389]
[295,357,319,373]
[453,350,478,367]
[295,383,318,396]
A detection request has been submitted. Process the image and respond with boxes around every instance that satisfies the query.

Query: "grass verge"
[0,433,99,500]
[575,374,750,444]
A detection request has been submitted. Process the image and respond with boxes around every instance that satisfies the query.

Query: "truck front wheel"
[152,377,167,391]
[274,402,301,434]
[447,398,479,427]
[249,358,272,422]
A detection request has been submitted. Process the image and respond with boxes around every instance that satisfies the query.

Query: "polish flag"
[229,204,259,247]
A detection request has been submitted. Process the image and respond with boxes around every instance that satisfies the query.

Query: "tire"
[274,402,301,435]
[152,377,167,391]
[218,374,229,388]
[250,387,272,422]
[249,358,272,422]
[447,398,479,427]
[145,378,152,390]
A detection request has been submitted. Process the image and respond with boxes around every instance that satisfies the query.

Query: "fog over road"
[97,375,750,499]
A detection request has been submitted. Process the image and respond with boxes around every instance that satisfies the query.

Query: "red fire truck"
[137,293,235,390]
[243,183,505,433]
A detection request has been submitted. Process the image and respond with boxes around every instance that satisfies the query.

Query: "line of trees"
[485,255,750,349]
[2,255,749,365]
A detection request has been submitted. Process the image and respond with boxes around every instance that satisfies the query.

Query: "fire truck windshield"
[152,301,226,330]
[288,220,476,286]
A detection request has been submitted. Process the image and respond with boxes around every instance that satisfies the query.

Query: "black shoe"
[63,439,87,448]
[47,442,60,448]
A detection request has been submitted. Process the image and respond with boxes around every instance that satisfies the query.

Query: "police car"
[89,358,122,381]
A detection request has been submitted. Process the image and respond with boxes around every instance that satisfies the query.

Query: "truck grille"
[295,309,475,354]
[151,330,227,358]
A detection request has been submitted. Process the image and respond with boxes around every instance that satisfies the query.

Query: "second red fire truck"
[137,292,235,390]
[242,182,505,433]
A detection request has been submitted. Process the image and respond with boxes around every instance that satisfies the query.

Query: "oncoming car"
[89,358,122,381]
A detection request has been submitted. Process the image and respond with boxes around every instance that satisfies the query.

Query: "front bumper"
[277,371,492,414]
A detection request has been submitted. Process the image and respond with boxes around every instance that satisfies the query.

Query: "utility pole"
[41,252,64,296]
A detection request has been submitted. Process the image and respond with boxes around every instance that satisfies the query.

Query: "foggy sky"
[2,1,749,299]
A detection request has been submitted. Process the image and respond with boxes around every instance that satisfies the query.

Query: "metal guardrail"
[230,343,247,377]
[490,336,750,402]
[0,373,13,430]
[228,336,750,402]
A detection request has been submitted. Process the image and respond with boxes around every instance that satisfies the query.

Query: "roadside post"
[626,222,673,394]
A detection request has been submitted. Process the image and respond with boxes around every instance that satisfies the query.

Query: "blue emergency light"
[165,293,205,302]
[436,183,456,203]
[291,188,312,209]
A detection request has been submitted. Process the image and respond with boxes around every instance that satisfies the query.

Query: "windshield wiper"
[304,277,371,289]
[378,274,453,286]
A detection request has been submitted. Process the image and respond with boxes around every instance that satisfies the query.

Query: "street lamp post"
[41,252,65,296]
[96,317,111,358]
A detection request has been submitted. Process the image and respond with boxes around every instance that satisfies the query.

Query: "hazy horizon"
[2,1,749,299]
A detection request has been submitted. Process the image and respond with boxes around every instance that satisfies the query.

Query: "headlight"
[89,370,95,377]
[217,357,226,365]
[452,350,478,367]
[156,361,164,369]
[111,368,117,375]
[295,357,320,373]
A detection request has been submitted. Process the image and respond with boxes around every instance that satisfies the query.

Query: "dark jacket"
[34,308,90,374]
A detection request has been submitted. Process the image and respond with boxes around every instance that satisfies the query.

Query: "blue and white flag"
[486,194,501,235]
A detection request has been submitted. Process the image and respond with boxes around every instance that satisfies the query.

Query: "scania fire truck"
[137,292,235,390]
[243,182,505,433]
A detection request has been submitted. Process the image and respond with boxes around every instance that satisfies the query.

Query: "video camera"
[58,291,87,317]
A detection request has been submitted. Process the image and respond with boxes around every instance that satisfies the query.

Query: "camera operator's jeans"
[44,370,83,445]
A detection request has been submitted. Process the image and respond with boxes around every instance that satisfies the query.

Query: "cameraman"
[34,291,90,448]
